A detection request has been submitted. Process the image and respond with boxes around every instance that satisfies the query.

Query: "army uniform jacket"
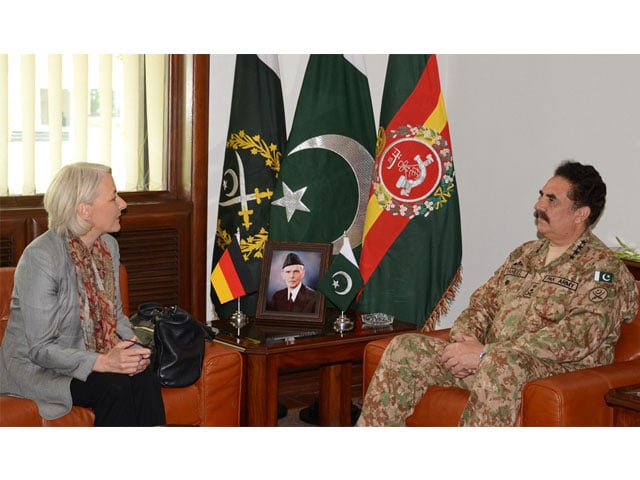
[451,229,639,371]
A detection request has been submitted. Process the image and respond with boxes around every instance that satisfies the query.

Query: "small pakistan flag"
[318,236,363,312]
[594,271,614,283]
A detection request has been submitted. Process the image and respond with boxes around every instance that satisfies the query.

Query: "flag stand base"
[333,312,354,333]
[230,310,249,336]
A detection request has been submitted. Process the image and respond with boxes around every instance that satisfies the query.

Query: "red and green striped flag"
[211,234,257,305]
[357,54,462,331]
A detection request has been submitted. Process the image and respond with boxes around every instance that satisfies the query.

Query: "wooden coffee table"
[212,311,417,426]
[605,383,640,426]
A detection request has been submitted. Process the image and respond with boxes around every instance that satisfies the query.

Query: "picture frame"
[256,240,332,326]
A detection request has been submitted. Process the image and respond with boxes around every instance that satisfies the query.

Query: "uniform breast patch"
[594,271,614,283]
[542,275,578,291]
[588,287,608,303]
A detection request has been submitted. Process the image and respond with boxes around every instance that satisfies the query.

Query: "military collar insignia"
[569,239,587,260]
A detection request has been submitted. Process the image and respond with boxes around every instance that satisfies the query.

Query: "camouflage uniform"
[357,229,639,426]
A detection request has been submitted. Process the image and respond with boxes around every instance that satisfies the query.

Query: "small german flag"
[210,236,257,304]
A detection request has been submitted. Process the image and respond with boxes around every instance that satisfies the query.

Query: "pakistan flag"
[269,55,376,254]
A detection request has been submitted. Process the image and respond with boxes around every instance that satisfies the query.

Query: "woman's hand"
[441,334,485,378]
[93,336,152,376]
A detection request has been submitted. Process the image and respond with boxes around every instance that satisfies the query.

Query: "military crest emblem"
[216,129,282,260]
[372,125,456,219]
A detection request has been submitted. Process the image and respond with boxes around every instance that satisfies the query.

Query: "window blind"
[0,54,167,196]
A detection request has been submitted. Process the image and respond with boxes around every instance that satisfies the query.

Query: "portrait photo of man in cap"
[267,251,319,313]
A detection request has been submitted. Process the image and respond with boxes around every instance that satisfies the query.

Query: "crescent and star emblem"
[219,151,274,230]
[271,183,310,222]
[271,133,374,250]
[331,271,353,295]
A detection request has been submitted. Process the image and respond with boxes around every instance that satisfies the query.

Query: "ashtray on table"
[361,312,394,326]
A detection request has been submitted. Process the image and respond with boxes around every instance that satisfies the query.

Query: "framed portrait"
[256,240,332,326]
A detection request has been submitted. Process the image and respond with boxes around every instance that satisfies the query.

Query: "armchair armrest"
[161,341,243,426]
[362,328,451,397]
[199,341,243,426]
[521,359,640,426]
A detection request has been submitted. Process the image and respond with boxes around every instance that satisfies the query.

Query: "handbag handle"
[136,302,164,322]
[135,302,218,341]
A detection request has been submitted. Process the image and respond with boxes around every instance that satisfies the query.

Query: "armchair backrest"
[0,266,16,343]
[0,264,129,346]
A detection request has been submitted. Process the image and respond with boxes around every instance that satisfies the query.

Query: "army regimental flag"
[269,54,377,257]
[318,236,363,312]
[210,54,286,320]
[357,55,462,331]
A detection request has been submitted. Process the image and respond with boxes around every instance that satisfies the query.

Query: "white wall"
[207,54,640,327]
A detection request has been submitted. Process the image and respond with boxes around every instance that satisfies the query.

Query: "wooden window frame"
[0,54,210,321]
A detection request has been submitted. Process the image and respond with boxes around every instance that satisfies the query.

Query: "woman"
[0,162,165,426]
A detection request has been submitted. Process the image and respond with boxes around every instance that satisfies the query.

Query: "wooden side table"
[212,311,417,426]
[605,384,640,426]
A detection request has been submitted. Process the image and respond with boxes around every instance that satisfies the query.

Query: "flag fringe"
[421,266,463,332]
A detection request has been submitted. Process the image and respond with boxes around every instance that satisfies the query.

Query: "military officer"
[357,161,639,426]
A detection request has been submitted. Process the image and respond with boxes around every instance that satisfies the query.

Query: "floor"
[276,363,363,427]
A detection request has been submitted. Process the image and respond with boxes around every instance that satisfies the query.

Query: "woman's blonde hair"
[44,162,112,237]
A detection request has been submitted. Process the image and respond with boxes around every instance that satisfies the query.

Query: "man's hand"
[441,334,485,378]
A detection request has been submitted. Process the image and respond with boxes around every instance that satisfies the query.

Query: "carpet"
[277,407,313,427]
[277,401,362,427]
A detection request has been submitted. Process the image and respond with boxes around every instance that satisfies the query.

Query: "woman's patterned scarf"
[68,235,118,353]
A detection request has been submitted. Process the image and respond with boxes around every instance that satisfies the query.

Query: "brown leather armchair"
[0,265,243,426]
[361,280,640,426]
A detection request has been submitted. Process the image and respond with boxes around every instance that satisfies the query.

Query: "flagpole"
[229,228,248,333]
[332,233,355,333]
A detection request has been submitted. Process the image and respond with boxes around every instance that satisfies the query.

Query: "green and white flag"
[269,54,376,254]
[318,236,363,312]
[210,54,286,320]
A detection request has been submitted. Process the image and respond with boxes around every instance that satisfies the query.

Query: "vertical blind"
[0,54,168,196]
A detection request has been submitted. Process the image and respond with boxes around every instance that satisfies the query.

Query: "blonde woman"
[0,163,165,426]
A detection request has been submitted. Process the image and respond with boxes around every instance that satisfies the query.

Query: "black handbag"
[130,302,217,388]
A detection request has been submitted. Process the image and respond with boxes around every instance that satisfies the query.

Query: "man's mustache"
[534,210,549,223]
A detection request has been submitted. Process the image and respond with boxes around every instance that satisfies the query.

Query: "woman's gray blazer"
[0,231,134,419]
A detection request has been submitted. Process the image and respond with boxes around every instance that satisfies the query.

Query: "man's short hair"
[555,160,606,226]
